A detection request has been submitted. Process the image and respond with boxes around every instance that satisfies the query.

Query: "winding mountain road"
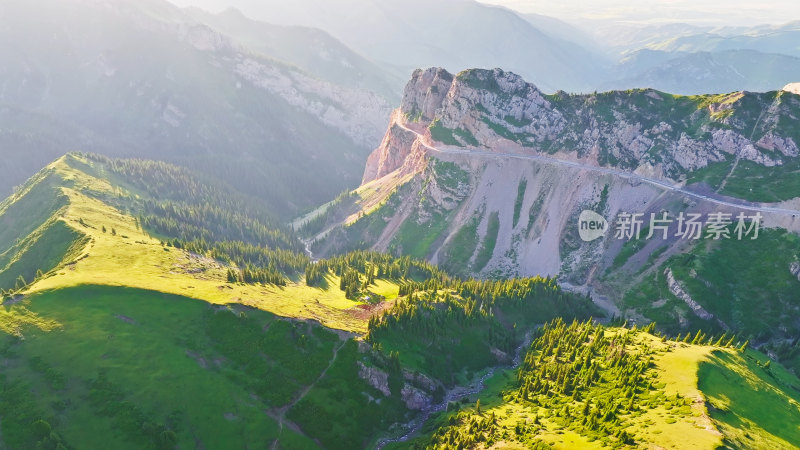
[396,122,800,217]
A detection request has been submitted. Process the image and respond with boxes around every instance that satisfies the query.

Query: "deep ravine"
[373,332,533,449]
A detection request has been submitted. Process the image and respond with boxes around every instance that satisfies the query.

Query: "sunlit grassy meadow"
[5,154,400,333]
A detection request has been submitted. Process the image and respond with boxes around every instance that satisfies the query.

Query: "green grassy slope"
[621,228,800,372]
[0,219,87,291]
[0,153,390,332]
[0,286,409,449]
[700,349,800,449]
[395,320,800,449]
[3,153,799,449]
[0,165,85,291]
[0,154,604,449]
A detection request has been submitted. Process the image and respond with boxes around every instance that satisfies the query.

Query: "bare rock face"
[791,261,800,282]
[757,133,799,158]
[362,111,423,183]
[401,384,433,410]
[400,68,454,122]
[357,364,438,410]
[156,9,394,148]
[235,57,391,148]
[712,129,781,166]
[403,370,440,393]
[665,268,714,321]
[437,68,563,145]
[783,83,800,96]
[357,362,391,397]
[362,67,800,189]
[347,67,800,286]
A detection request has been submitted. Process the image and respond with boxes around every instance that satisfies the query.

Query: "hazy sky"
[480,0,800,26]
[169,0,800,26]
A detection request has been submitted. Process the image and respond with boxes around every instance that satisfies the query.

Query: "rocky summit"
[364,67,800,185]
[311,68,800,377]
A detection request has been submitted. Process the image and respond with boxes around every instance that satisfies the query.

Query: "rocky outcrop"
[357,362,391,396]
[433,69,563,146]
[235,57,391,148]
[665,268,714,321]
[403,370,440,393]
[357,363,436,409]
[791,261,800,282]
[401,384,433,411]
[343,67,800,308]
[757,133,799,158]
[362,67,799,187]
[401,68,454,122]
[177,23,234,52]
[490,347,511,364]
[362,110,427,183]
[783,83,800,96]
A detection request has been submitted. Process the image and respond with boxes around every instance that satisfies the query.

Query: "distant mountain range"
[636,21,800,57]
[182,0,800,94]
[0,0,396,217]
[2,0,797,220]
[605,49,800,94]
[187,0,607,93]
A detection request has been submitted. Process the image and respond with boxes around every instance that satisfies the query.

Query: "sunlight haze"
[168,0,800,26]
[479,0,800,25]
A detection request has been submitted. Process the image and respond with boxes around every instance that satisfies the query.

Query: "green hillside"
[0,153,609,449]
[0,152,400,332]
[0,152,797,450]
[0,286,409,449]
[618,227,800,373]
[394,319,800,449]
[3,1,800,448]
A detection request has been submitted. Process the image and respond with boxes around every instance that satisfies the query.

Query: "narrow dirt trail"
[268,339,347,448]
[286,340,347,413]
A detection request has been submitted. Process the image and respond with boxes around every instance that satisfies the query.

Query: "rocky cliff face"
[784,83,800,96]
[363,67,800,184]
[330,68,800,337]
[349,69,800,279]
[361,111,428,183]
[104,1,395,148]
[315,67,800,375]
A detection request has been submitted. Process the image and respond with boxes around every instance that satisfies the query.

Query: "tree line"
[365,278,597,386]
[423,318,750,448]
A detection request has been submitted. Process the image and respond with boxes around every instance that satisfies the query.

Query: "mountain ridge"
[308,67,800,375]
[191,0,607,93]
[363,67,800,186]
[0,0,395,217]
